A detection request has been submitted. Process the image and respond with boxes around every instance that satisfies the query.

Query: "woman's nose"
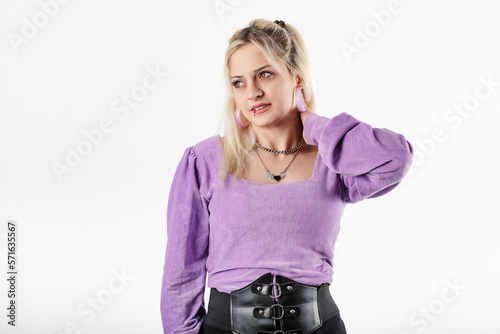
[247,81,263,100]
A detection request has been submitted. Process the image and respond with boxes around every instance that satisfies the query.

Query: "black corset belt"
[203,273,340,334]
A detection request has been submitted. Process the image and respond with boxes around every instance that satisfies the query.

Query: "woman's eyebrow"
[230,64,272,80]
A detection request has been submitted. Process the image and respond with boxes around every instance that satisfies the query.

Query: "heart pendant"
[273,175,282,182]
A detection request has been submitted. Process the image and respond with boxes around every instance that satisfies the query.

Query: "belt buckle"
[269,282,282,299]
[271,303,284,320]
[230,273,323,334]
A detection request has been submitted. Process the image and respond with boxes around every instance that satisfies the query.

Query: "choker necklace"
[254,136,304,155]
[255,149,300,182]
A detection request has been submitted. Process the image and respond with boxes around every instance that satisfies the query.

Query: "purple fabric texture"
[160,112,414,334]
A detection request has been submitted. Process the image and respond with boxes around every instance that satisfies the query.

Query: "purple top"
[160,112,414,334]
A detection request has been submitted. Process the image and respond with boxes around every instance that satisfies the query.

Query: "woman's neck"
[250,117,303,154]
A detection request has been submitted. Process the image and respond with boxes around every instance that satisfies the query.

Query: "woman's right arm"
[302,112,413,203]
[161,146,210,334]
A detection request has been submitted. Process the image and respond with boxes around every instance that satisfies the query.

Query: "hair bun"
[274,20,285,28]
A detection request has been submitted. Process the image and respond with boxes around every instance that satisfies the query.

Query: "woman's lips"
[253,104,271,114]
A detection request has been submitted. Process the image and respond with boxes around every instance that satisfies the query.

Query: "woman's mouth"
[252,104,271,114]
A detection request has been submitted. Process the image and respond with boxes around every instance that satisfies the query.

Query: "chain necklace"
[254,136,304,155]
[254,149,300,182]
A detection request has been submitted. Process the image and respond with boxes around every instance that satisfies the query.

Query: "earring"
[234,107,248,127]
[296,87,307,112]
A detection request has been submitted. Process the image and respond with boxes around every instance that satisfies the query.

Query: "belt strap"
[212,273,338,334]
[230,273,320,334]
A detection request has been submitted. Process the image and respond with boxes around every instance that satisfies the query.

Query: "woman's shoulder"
[193,134,222,147]
[191,134,222,158]
[186,134,223,175]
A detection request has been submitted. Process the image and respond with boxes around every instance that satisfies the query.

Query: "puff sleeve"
[160,146,210,334]
[303,112,414,203]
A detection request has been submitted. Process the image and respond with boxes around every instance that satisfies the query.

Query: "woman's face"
[229,43,299,127]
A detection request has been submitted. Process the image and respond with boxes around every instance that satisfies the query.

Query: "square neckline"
[230,146,321,186]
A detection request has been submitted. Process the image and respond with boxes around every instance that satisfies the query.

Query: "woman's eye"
[232,81,243,88]
[259,71,272,79]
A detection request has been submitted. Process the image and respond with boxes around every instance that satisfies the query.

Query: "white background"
[1,0,499,333]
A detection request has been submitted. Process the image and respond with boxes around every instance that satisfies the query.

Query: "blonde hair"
[216,19,317,186]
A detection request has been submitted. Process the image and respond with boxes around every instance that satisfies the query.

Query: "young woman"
[160,19,414,334]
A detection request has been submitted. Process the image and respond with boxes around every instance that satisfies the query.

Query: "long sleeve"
[161,146,210,334]
[303,112,414,203]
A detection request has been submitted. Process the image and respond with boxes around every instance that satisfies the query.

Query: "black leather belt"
[203,273,340,334]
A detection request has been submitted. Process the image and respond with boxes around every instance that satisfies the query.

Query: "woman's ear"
[295,75,303,87]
